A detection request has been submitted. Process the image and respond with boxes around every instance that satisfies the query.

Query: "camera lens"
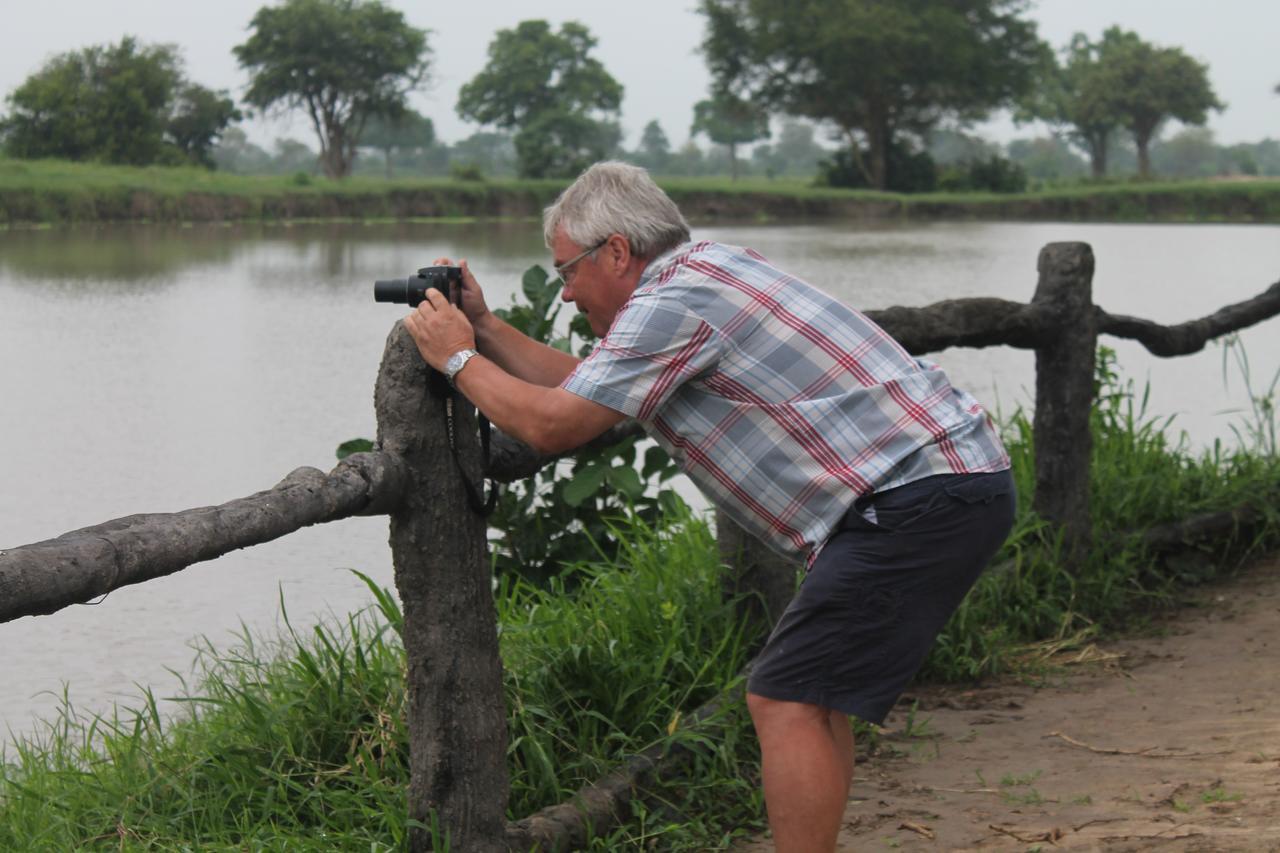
[374,279,412,303]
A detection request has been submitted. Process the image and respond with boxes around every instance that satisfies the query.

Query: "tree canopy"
[690,92,769,180]
[1092,27,1222,178]
[1023,28,1222,179]
[700,0,1045,190]
[1019,33,1123,178]
[1,37,238,167]
[636,120,672,173]
[357,108,434,178]
[234,0,431,179]
[456,20,622,178]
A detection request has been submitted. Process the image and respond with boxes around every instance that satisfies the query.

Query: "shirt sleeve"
[561,290,723,421]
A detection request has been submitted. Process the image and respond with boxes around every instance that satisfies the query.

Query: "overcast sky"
[2,0,1277,152]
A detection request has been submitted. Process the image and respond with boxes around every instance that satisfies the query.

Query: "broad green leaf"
[563,463,609,507]
[607,466,644,499]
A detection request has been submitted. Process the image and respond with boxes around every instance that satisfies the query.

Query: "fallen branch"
[1140,503,1271,552]
[1097,279,1280,357]
[0,451,411,624]
[989,824,1065,844]
[1044,731,1230,758]
[504,671,750,851]
[898,821,936,839]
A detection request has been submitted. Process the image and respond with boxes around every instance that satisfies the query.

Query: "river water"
[2,220,1278,744]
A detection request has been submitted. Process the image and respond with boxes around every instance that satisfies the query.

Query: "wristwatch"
[443,348,479,388]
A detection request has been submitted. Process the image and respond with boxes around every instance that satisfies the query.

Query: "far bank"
[3,158,1280,226]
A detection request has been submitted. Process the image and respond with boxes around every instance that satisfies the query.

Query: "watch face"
[446,349,475,377]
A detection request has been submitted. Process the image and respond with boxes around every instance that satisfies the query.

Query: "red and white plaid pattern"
[562,241,1010,563]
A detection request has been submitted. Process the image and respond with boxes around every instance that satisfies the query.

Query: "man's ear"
[604,233,632,272]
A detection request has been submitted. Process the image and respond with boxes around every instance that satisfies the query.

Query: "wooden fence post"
[716,508,798,643]
[1031,242,1098,566]
[374,323,507,852]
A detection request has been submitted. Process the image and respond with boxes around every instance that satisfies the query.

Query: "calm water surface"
[2,219,1278,742]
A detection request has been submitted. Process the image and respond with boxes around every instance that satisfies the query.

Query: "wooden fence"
[2,242,1278,851]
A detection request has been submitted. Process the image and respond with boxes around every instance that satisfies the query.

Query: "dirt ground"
[736,555,1280,852]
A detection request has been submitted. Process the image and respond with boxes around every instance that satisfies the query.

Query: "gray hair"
[543,161,691,261]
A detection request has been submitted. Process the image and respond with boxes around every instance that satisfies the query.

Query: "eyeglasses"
[554,238,608,284]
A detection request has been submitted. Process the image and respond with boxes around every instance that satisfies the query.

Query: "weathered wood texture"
[374,322,509,853]
[0,451,409,625]
[1097,279,1280,356]
[1029,243,1097,562]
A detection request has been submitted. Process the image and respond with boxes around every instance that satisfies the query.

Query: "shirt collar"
[638,241,694,288]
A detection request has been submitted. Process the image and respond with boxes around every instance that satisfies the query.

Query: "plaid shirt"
[561,241,1010,564]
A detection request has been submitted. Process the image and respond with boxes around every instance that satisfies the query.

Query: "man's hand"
[432,256,491,328]
[403,289,476,371]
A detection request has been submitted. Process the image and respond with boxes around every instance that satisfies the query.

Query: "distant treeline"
[213,123,1280,190]
[2,0,1277,191]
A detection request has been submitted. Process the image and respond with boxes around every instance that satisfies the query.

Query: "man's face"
[552,229,635,337]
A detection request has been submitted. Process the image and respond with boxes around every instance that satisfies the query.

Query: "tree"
[234,0,430,179]
[457,20,622,178]
[450,131,517,177]
[1006,136,1088,181]
[168,84,242,168]
[690,92,770,180]
[759,120,829,177]
[358,108,434,178]
[700,0,1045,190]
[2,36,237,166]
[1093,27,1223,179]
[1018,33,1122,178]
[636,120,672,173]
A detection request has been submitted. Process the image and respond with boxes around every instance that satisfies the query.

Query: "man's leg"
[746,692,854,853]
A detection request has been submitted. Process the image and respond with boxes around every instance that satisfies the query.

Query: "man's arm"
[453,355,625,455]
[471,311,582,387]
[403,289,626,454]
[447,258,581,387]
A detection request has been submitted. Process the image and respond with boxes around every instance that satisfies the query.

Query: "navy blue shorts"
[747,470,1016,725]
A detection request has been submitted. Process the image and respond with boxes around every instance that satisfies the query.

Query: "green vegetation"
[4,156,1280,226]
[700,0,1045,190]
[0,511,762,850]
[458,20,623,179]
[0,37,238,169]
[3,349,1277,848]
[233,0,432,179]
[1023,28,1222,179]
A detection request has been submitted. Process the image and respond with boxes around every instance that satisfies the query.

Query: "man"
[403,161,1015,852]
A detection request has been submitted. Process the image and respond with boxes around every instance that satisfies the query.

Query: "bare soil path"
[736,556,1280,851]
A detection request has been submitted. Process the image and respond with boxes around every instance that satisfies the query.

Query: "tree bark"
[375,321,508,852]
[0,451,409,625]
[1096,280,1280,356]
[1030,242,1097,567]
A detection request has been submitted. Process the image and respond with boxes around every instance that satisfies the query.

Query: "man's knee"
[747,691,832,734]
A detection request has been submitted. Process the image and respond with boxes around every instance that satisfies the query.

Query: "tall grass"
[0,509,763,850]
[924,347,1280,681]
[3,351,1278,848]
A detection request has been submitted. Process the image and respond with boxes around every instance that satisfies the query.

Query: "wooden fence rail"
[2,242,1278,851]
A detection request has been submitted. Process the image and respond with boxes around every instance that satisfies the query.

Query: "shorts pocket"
[942,471,1013,505]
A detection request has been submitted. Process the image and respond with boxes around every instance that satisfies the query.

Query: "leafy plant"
[487,265,685,584]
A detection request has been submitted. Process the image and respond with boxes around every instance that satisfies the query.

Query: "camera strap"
[444,394,498,516]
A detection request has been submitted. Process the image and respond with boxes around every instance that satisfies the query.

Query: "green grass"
[4,156,1280,225]
[2,350,1278,849]
[0,509,764,851]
